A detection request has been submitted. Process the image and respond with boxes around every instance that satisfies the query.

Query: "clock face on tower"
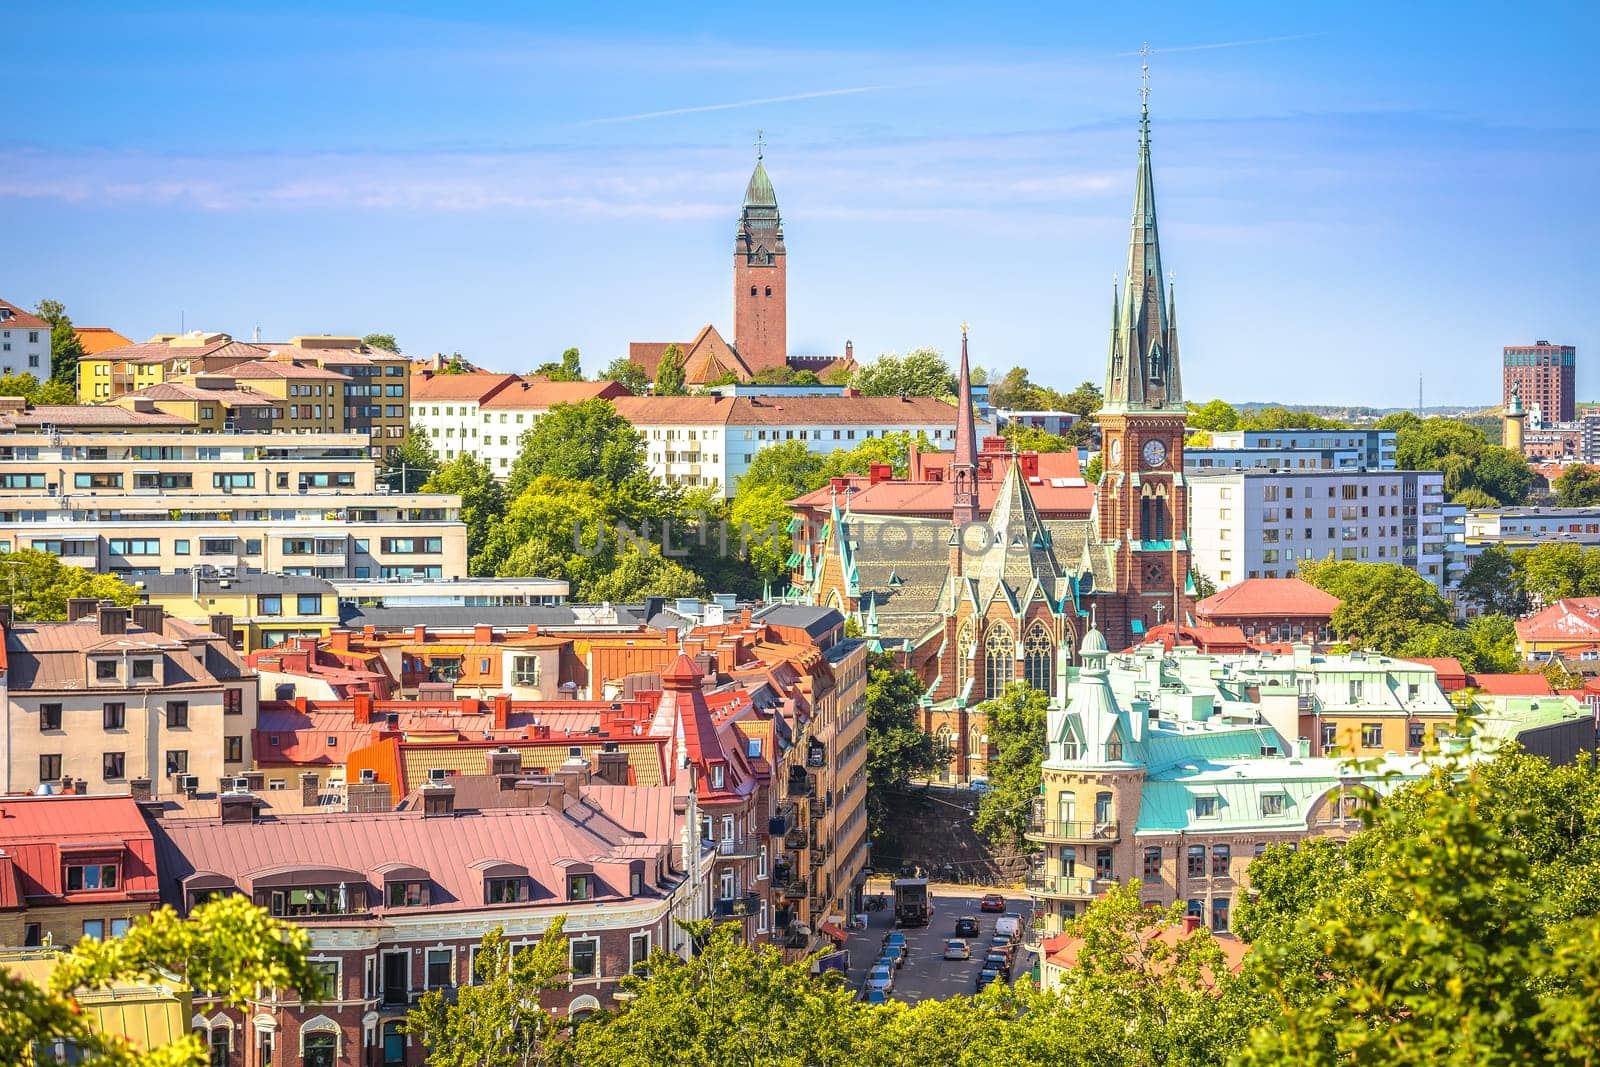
[1142,439,1168,469]
[1110,439,1123,466]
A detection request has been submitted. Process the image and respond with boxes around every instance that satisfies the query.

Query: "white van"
[993,913,1022,940]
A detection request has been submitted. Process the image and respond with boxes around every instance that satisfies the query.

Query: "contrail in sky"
[1116,33,1320,56]
[577,86,890,126]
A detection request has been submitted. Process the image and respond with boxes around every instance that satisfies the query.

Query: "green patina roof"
[744,160,777,208]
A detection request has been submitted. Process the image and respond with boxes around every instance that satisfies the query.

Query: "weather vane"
[755,129,765,161]
[960,321,970,337]
[1140,42,1151,105]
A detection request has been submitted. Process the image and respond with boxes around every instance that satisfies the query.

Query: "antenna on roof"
[253,324,262,342]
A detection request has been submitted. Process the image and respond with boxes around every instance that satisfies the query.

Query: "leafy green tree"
[1296,558,1450,652]
[506,399,650,500]
[730,442,828,587]
[406,922,570,1067]
[1555,464,1600,506]
[1001,424,1073,453]
[1239,752,1600,1066]
[421,453,506,575]
[380,425,439,492]
[1186,399,1240,432]
[533,347,584,381]
[35,299,86,388]
[1059,381,1103,416]
[2,548,140,620]
[0,370,75,405]
[1396,614,1518,673]
[864,650,937,834]
[974,684,1049,844]
[1456,544,1526,616]
[1190,568,1217,599]
[654,344,687,396]
[361,333,400,353]
[570,920,872,1067]
[1512,541,1600,604]
[2,895,319,1067]
[1379,414,1531,505]
[818,431,932,481]
[850,347,955,398]
[1084,453,1103,484]
[1238,406,1344,431]
[599,356,651,394]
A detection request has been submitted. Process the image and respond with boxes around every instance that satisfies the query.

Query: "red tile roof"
[0,795,162,904]
[0,404,194,429]
[410,372,523,403]
[0,299,49,329]
[224,359,348,381]
[1466,673,1554,696]
[611,394,957,428]
[480,378,633,409]
[1402,657,1469,691]
[1516,598,1600,644]
[1129,622,1255,654]
[789,448,1092,518]
[1195,578,1341,620]
[73,327,134,354]
[1045,920,1249,978]
[118,382,274,407]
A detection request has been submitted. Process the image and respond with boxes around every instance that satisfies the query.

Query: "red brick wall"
[734,254,786,373]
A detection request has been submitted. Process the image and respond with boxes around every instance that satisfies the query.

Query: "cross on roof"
[755,129,765,161]
[1140,42,1151,105]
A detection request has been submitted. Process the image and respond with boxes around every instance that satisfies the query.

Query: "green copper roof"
[744,160,777,208]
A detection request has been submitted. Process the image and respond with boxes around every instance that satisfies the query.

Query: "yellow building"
[108,376,279,431]
[77,332,267,403]
[3,950,193,1063]
[139,573,343,652]
[204,357,346,434]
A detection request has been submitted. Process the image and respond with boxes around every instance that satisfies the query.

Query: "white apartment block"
[408,372,631,475]
[609,394,961,496]
[0,429,467,580]
[0,300,51,380]
[1190,429,1397,472]
[1187,468,1457,595]
[1465,507,1600,546]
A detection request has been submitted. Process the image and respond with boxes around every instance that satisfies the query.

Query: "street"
[841,884,1035,1005]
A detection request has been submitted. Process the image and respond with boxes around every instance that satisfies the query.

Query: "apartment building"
[108,378,280,432]
[1465,506,1600,547]
[147,767,706,1063]
[609,393,961,495]
[1025,632,1592,938]
[1188,429,1397,472]
[407,372,631,473]
[77,332,268,402]
[0,428,467,580]
[0,298,52,379]
[0,794,163,948]
[1187,468,1458,595]
[138,572,343,652]
[0,601,259,797]
[267,337,410,457]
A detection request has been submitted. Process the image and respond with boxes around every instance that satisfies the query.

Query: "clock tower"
[1094,89,1191,649]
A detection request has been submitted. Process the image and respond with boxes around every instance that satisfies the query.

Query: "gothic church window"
[1023,622,1053,694]
[984,624,1013,697]
[956,619,976,694]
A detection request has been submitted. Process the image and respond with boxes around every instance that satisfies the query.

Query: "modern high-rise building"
[1503,341,1576,424]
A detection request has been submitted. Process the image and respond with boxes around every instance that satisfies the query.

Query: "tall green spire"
[1103,87,1181,414]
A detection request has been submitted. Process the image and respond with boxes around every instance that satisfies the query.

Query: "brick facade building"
[1503,341,1576,425]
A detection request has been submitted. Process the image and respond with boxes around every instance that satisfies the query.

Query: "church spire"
[947,326,972,524]
[951,323,979,526]
[1103,51,1180,414]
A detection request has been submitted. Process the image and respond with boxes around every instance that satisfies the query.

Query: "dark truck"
[892,877,931,927]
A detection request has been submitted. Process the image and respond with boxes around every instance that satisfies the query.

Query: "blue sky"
[3,1,1595,406]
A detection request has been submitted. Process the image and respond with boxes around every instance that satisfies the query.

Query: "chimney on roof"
[596,749,630,786]
[422,783,456,817]
[352,692,373,725]
[1182,914,1202,935]
[220,790,258,824]
[474,624,494,644]
[346,781,390,813]
[488,748,521,777]
[129,778,152,802]
[555,757,589,799]
[300,771,321,808]
[98,606,129,636]
[131,603,165,634]
[327,628,351,651]
[413,625,427,643]
[208,613,233,641]
[67,597,98,622]
[492,693,512,730]
[512,778,566,809]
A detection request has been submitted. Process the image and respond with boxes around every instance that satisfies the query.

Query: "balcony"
[808,841,830,867]
[1024,819,1120,844]
[786,771,816,800]
[770,863,795,888]
[713,892,762,918]
[768,809,793,837]
[784,827,809,851]
[1023,874,1114,900]
[714,837,759,860]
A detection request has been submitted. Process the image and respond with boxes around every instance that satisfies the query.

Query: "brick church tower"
[733,147,787,374]
[1094,91,1192,650]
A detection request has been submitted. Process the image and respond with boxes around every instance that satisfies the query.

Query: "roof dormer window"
[711,763,725,790]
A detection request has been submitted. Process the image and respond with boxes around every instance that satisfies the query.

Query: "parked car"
[866,965,895,994]
[882,932,908,964]
[943,939,972,961]
[990,936,1015,963]
[979,893,1007,913]
[968,778,992,794]
[954,915,981,938]
[995,913,1024,941]
[975,966,1002,991]
[984,951,1011,974]
[876,952,902,973]
[863,987,890,1005]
